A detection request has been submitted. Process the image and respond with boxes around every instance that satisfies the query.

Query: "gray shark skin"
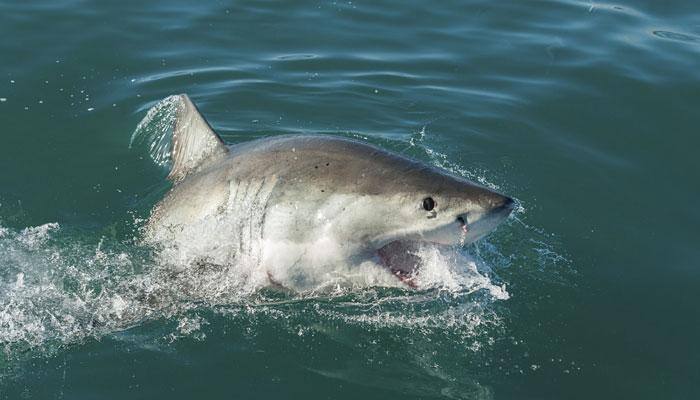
[145,94,514,291]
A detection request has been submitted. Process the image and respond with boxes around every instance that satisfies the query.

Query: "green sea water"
[1,1,699,399]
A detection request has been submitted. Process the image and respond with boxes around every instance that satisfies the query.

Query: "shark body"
[145,94,514,291]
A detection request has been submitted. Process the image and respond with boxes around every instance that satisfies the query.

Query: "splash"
[408,125,504,192]
[0,218,515,360]
[129,95,181,168]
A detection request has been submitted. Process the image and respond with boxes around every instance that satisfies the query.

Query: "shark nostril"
[457,216,466,225]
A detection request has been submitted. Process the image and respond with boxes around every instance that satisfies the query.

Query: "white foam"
[17,222,59,247]
[413,244,509,300]
[0,218,514,358]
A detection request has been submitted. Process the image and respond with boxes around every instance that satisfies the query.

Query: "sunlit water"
[1,1,699,399]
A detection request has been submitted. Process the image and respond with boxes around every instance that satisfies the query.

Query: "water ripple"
[652,30,700,44]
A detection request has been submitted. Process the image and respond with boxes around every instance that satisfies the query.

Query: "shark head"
[249,135,515,287]
[144,94,514,290]
[362,164,514,248]
[371,168,514,285]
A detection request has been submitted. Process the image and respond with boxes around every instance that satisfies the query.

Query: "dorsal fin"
[168,94,228,182]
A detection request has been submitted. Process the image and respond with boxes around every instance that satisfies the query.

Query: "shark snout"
[454,194,514,244]
[493,196,515,216]
[486,195,515,225]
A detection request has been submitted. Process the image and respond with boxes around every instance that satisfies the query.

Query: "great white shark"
[144,94,514,291]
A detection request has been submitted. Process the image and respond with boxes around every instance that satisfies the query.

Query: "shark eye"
[422,197,436,211]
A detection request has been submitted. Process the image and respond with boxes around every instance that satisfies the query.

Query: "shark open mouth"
[376,240,423,288]
[377,218,470,288]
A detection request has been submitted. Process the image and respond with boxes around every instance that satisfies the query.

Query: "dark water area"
[1,1,699,399]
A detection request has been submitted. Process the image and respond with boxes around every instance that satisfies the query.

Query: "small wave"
[652,30,700,44]
[272,53,319,61]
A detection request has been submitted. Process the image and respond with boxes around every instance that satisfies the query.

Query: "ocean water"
[1,1,699,399]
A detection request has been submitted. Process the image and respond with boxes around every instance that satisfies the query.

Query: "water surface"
[1,1,699,399]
